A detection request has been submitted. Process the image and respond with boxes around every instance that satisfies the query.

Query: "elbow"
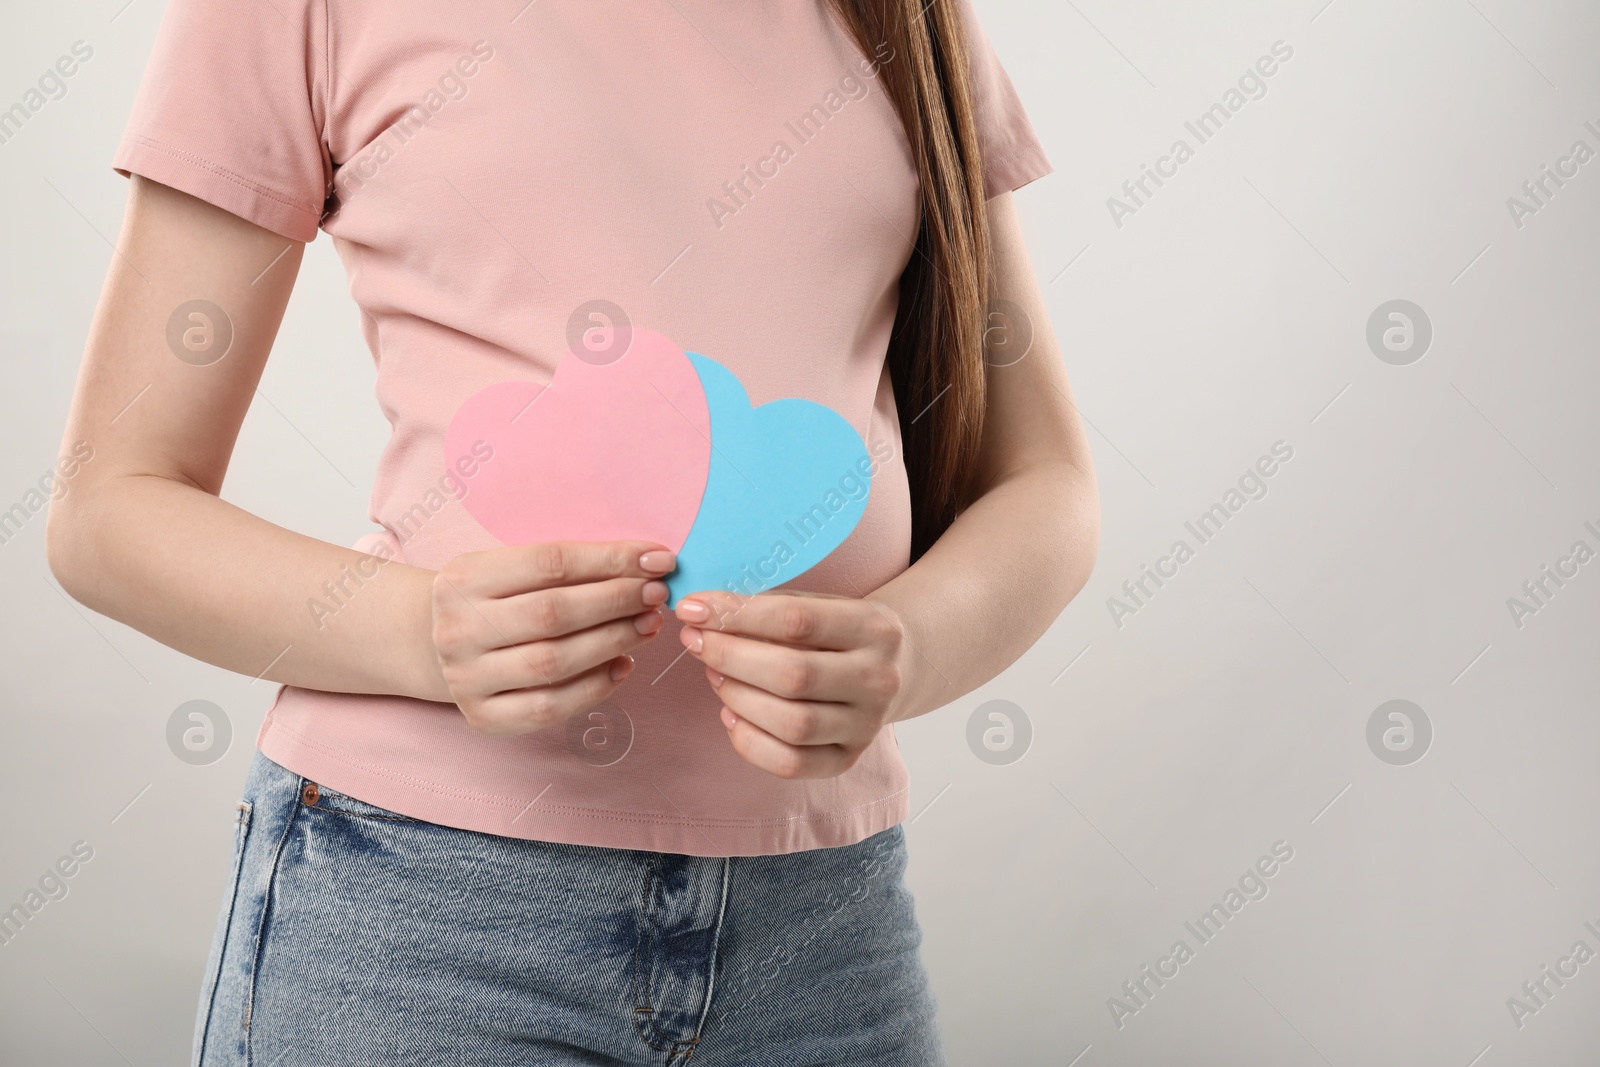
[1083,471,1103,564]
[43,440,106,600]
[45,498,80,592]
[1061,457,1101,592]
[44,490,100,607]
[1059,447,1100,530]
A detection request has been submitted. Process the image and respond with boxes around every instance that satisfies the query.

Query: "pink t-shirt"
[114,0,1052,856]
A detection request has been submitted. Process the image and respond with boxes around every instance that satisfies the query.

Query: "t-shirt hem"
[257,717,911,858]
[984,140,1055,200]
[112,134,322,243]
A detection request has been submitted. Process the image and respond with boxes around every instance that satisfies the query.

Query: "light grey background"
[3,0,1598,1063]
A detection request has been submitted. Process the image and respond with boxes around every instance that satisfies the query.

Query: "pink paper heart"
[443,327,712,551]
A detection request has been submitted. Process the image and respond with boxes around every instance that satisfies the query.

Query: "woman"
[49,0,1098,1062]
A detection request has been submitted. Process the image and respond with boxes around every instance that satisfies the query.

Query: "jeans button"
[301,781,320,806]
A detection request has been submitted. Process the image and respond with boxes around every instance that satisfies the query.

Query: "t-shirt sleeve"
[112,0,333,242]
[953,0,1054,200]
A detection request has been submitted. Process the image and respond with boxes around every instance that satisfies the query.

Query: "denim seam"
[667,860,732,1064]
[306,782,423,823]
[632,1009,699,1058]
[240,775,308,1066]
[193,800,253,1067]
[308,806,419,824]
[631,856,702,1056]
[631,855,668,1051]
[688,857,732,1047]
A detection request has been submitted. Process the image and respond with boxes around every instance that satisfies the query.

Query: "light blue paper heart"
[664,352,873,606]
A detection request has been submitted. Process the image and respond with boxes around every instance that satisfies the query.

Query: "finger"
[454,540,676,599]
[467,656,635,737]
[673,591,883,652]
[472,614,662,694]
[485,575,669,645]
[682,626,871,703]
[711,669,858,747]
[719,705,855,780]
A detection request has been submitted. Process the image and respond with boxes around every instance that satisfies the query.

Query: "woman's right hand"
[430,540,675,735]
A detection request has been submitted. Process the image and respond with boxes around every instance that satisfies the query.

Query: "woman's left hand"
[674,590,912,779]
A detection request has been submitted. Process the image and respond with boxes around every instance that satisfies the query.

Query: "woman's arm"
[47,176,669,722]
[865,191,1100,719]
[674,191,1100,777]
[46,176,447,698]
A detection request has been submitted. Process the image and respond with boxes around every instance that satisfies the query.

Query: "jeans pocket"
[192,799,253,1067]
[299,781,421,823]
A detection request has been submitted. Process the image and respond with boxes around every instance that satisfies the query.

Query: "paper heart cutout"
[663,353,872,605]
[442,327,711,551]
[444,330,872,608]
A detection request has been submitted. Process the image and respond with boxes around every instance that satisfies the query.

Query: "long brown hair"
[828,0,992,563]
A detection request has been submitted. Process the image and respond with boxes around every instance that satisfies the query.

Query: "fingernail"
[642,580,669,606]
[680,626,703,653]
[706,667,724,688]
[719,706,738,730]
[677,599,710,623]
[634,609,663,635]
[611,656,635,682]
[640,550,675,574]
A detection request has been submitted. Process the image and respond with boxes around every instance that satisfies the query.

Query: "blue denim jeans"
[192,751,945,1065]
